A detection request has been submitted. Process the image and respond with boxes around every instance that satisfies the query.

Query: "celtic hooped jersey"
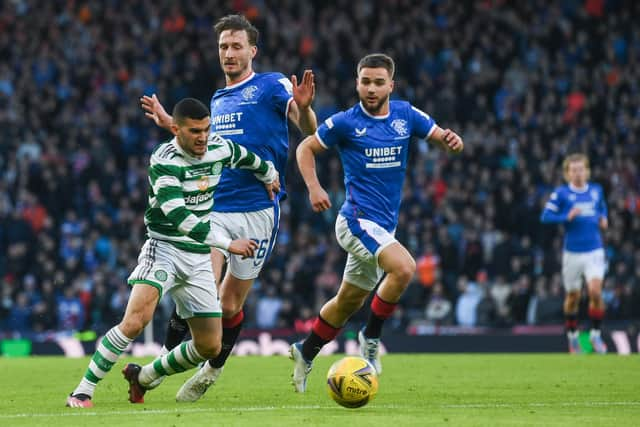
[316,100,436,231]
[145,134,273,253]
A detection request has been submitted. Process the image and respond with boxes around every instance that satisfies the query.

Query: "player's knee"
[588,287,603,300]
[392,258,416,285]
[221,301,242,318]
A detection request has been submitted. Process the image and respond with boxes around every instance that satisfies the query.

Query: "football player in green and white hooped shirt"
[66,98,279,408]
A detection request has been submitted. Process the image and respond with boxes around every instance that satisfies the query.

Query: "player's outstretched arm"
[428,126,464,153]
[140,94,173,130]
[289,69,318,135]
[296,135,331,212]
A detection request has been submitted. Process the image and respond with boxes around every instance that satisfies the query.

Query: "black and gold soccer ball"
[326,356,378,408]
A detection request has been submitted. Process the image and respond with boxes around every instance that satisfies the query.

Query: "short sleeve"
[410,106,436,139]
[315,112,345,149]
[269,74,294,115]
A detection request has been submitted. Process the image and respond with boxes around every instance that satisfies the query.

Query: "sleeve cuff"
[206,232,232,251]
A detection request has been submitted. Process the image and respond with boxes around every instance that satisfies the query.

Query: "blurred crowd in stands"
[1,0,639,339]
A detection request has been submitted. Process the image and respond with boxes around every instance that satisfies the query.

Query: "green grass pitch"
[0,354,638,426]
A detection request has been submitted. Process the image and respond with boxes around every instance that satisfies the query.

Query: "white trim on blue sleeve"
[315,131,329,149]
[285,97,294,121]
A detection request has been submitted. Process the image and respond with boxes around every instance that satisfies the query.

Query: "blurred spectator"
[526,277,564,325]
[57,287,84,332]
[424,282,453,326]
[490,275,512,326]
[255,286,283,329]
[455,276,483,326]
[7,292,31,335]
[475,271,497,327]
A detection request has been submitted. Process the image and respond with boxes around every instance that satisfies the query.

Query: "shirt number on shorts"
[251,238,269,263]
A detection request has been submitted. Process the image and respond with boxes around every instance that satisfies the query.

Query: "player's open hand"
[309,185,331,212]
[291,69,315,110]
[442,129,464,153]
[264,176,281,201]
[228,238,259,258]
[140,94,172,129]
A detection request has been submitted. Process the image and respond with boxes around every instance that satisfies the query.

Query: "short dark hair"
[357,53,395,79]
[172,98,210,124]
[214,14,259,46]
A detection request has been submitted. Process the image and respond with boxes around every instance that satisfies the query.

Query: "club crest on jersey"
[198,176,209,191]
[242,85,258,101]
[390,119,408,136]
[211,162,223,176]
[590,189,598,200]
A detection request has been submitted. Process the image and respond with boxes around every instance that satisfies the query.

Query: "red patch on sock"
[588,307,604,320]
[222,310,244,328]
[312,316,341,341]
[565,319,578,329]
[371,294,397,319]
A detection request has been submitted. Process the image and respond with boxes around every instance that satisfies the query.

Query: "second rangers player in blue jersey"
[541,153,609,354]
[290,53,464,392]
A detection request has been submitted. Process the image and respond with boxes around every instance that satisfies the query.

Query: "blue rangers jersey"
[210,72,292,212]
[316,101,436,231]
[540,183,608,252]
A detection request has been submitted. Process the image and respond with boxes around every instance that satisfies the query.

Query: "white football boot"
[289,342,313,393]
[358,328,382,375]
[175,364,224,402]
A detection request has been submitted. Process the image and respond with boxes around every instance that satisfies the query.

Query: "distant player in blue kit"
[290,53,463,392]
[541,154,608,354]
[141,14,317,401]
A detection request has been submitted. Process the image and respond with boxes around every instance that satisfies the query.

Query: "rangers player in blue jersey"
[141,15,317,401]
[541,154,609,354]
[290,53,463,392]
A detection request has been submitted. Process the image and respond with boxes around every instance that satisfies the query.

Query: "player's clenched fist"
[309,185,331,212]
[442,129,464,153]
[228,238,259,257]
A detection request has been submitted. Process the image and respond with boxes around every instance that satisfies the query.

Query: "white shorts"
[128,239,221,319]
[335,214,397,291]
[210,204,279,280]
[562,248,606,292]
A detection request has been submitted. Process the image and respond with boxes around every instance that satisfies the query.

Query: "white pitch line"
[442,401,640,409]
[1,401,639,419]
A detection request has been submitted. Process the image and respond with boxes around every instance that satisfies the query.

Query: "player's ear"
[389,79,394,92]
[169,121,179,136]
[250,45,257,59]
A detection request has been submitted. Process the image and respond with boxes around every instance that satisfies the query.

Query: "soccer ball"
[326,356,378,408]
